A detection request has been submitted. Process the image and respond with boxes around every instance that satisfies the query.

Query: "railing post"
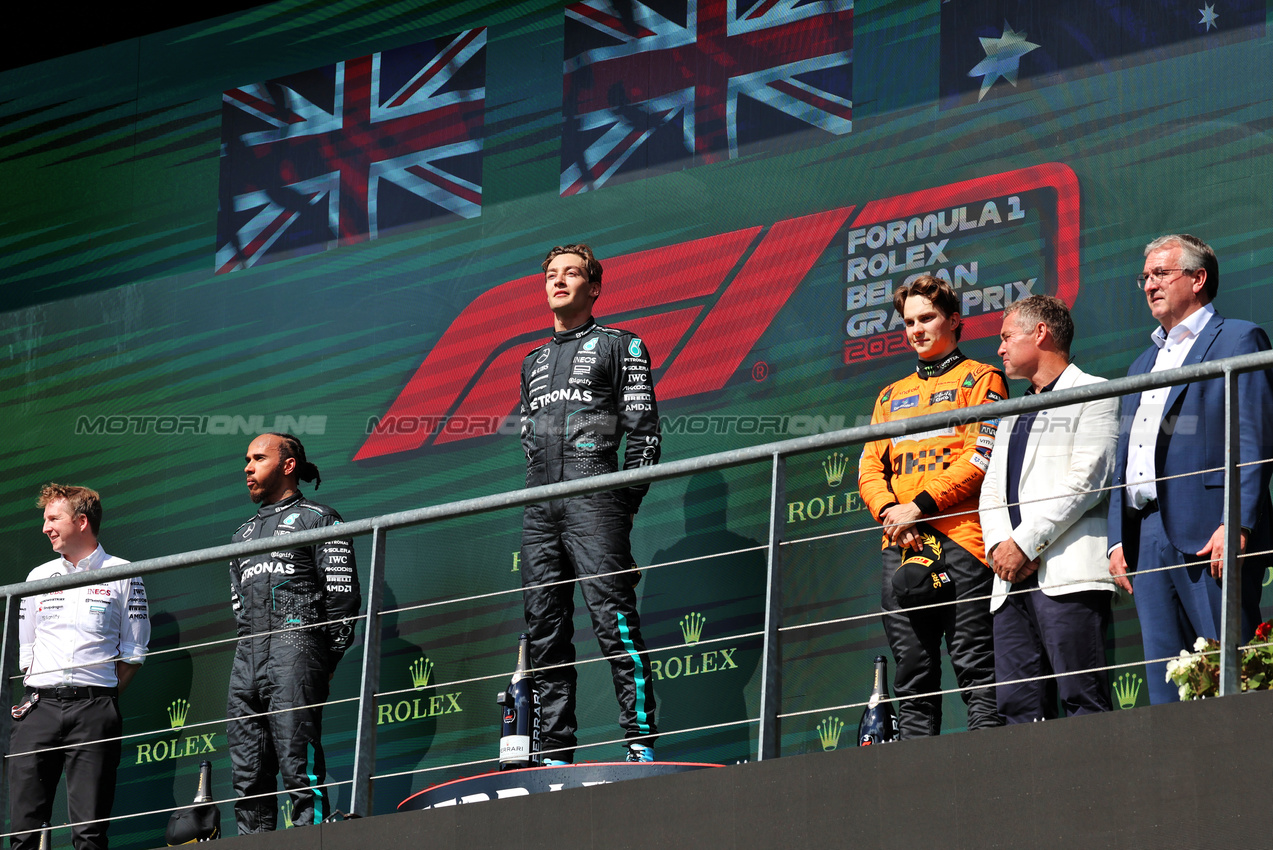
[0,594,21,828]
[1219,368,1242,695]
[350,525,387,815]
[757,452,785,760]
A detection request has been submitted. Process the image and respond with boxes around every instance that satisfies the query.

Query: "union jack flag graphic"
[216,29,486,273]
[561,0,853,196]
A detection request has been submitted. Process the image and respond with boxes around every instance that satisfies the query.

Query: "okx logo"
[355,208,854,459]
[378,655,463,725]
[651,613,738,680]
[816,716,845,751]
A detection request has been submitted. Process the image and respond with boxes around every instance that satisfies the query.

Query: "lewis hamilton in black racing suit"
[520,243,662,764]
[228,433,361,833]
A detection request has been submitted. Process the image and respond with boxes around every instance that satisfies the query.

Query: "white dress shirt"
[18,544,150,688]
[1124,303,1216,509]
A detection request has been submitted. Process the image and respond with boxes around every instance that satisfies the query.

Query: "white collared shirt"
[18,544,150,688]
[1124,304,1216,508]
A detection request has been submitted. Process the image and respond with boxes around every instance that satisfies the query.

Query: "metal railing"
[3,347,1270,824]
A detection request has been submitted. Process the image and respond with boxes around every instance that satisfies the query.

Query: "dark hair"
[267,432,322,490]
[542,243,604,286]
[1145,233,1218,300]
[1005,294,1075,356]
[892,274,962,341]
[37,483,103,536]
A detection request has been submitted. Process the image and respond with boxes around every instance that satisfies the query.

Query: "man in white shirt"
[8,484,149,850]
[1107,234,1273,704]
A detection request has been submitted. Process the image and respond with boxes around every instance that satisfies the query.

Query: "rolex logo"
[680,613,706,645]
[168,699,190,729]
[816,716,845,751]
[280,799,294,829]
[411,657,434,690]
[822,452,849,488]
[1113,672,1143,710]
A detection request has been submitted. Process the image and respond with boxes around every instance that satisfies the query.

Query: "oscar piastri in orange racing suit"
[858,348,1008,737]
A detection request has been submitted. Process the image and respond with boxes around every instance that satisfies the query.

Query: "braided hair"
[267,432,322,490]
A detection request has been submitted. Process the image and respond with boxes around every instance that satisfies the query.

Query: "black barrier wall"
[208,691,1273,850]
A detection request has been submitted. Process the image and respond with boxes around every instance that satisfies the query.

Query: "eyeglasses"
[1135,268,1194,289]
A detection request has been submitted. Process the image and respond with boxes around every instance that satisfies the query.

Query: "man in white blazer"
[980,295,1119,723]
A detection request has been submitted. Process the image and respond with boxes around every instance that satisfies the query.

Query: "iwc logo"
[649,613,738,680]
[135,699,217,764]
[377,655,464,725]
[816,716,845,751]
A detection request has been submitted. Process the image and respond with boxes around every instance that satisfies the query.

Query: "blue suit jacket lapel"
[1161,313,1224,415]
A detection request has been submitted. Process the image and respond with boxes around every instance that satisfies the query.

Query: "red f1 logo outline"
[355,162,1078,460]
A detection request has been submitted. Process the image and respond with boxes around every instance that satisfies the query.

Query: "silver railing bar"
[5,348,1271,600]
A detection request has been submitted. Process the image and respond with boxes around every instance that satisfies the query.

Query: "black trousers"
[993,575,1113,723]
[520,493,657,760]
[880,533,1002,738]
[226,639,330,833]
[8,694,121,850]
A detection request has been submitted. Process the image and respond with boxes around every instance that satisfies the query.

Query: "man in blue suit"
[1108,234,1273,704]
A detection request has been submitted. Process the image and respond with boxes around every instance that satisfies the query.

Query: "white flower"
[1178,684,1190,700]
[1193,637,1210,652]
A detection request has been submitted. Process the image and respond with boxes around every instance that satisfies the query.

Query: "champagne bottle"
[194,760,213,803]
[857,655,899,745]
[496,633,541,770]
[37,823,50,850]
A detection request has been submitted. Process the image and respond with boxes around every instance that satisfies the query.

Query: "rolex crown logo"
[280,799,294,829]
[816,716,845,752]
[167,699,190,729]
[822,451,849,488]
[1112,672,1143,710]
[680,612,706,644]
[410,656,434,690]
